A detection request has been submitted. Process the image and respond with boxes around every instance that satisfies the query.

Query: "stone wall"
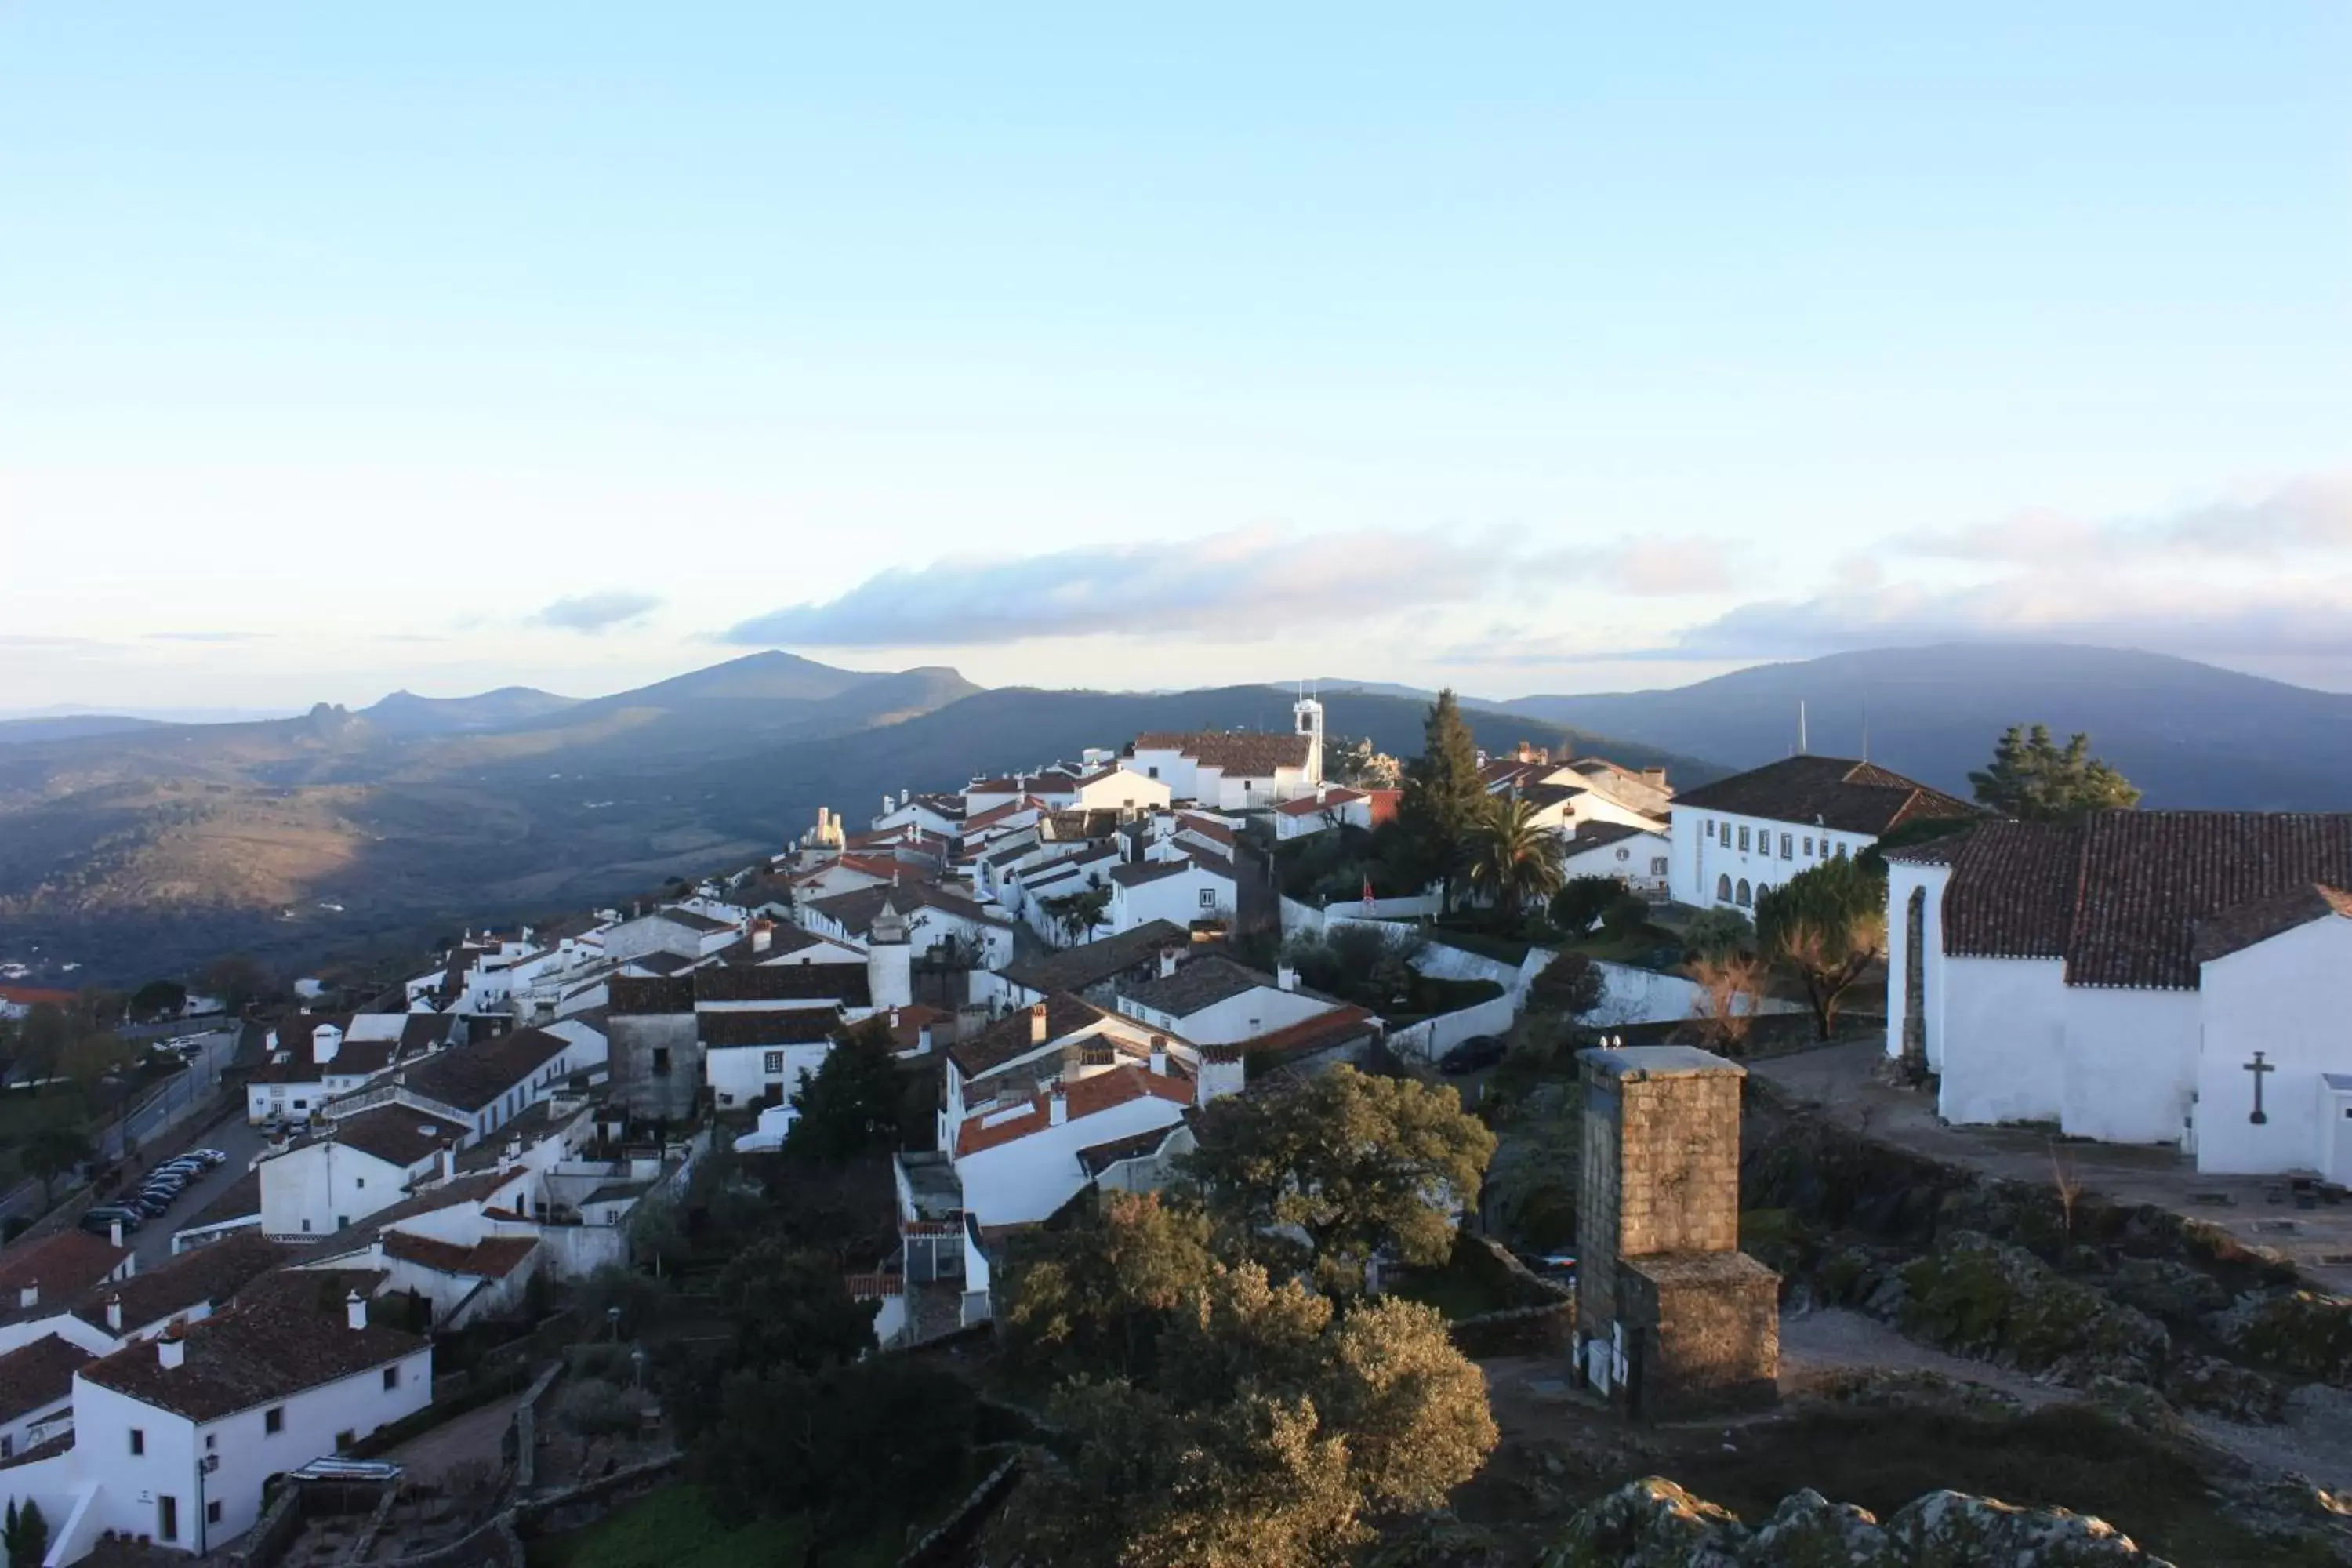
[1621,1254,1780,1418]
[605,1013,698,1120]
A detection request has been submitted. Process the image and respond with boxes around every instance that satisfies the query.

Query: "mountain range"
[5,642,2344,985]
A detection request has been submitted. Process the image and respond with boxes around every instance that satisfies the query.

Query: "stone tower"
[1575,1044,1778,1419]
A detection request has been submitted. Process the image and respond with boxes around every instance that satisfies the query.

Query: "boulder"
[2211,1289,2352,1387]
[1885,1490,2173,1566]
[1897,1232,2168,1386]
[1536,1477,1748,1568]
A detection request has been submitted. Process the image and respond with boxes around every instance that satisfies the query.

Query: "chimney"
[889,1006,901,1030]
[1047,1090,1067,1127]
[1276,964,1298,993]
[105,1294,122,1333]
[110,1218,124,1249]
[312,1023,342,1066]
[158,1332,186,1370]
[345,1290,368,1331]
[1159,946,1180,980]
[16,1282,34,1310]
[916,1022,934,1055]
[369,1239,385,1270]
[439,1141,456,1182]
[1029,1003,1049,1045]
[752,920,773,954]
[884,792,894,818]
[1149,1036,1168,1076]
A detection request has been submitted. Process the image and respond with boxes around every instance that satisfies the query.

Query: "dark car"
[1437,1035,1507,1076]
[130,1192,174,1217]
[82,1206,144,1235]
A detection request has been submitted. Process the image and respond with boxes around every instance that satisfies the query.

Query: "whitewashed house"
[256,1107,473,1241]
[1887,813,2352,1180]
[244,1015,459,1127]
[1559,821,1672,896]
[702,1007,842,1110]
[1272,786,1377,841]
[1127,698,1324,810]
[1667,755,1976,913]
[1107,855,1235,938]
[1109,954,1334,1047]
[800,885,1014,971]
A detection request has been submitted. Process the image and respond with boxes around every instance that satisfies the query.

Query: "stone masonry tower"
[1575,1044,1778,1419]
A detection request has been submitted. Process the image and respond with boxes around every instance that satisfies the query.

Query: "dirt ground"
[1751,1041,2352,1293]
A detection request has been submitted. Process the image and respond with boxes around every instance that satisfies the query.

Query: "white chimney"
[1029,1004,1049,1045]
[439,1142,456,1181]
[884,793,894,818]
[158,1334,185,1370]
[1160,946,1180,979]
[916,1023,934,1055]
[312,1023,343,1066]
[900,789,910,808]
[1047,1090,1067,1127]
[1149,1036,1168,1076]
[16,1283,34,1310]
[110,1218,124,1249]
[104,1294,122,1332]
[752,921,773,954]
[1276,964,1298,993]
[345,1290,367,1331]
[889,1007,901,1029]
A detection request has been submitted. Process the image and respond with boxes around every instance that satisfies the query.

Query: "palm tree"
[1463,797,1567,916]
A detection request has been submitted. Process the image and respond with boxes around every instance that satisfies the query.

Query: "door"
[158,1495,179,1544]
[2328,1094,2352,1187]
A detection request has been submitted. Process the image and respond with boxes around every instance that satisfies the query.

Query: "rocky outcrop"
[1896,1231,2169,1385]
[2212,1289,2352,1388]
[1537,1476,2175,1567]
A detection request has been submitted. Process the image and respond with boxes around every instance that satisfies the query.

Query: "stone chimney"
[105,1294,122,1333]
[1047,1090,1067,1127]
[312,1022,343,1066]
[345,1290,368,1331]
[1029,1003,1049,1045]
[1159,946,1181,980]
[158,1331,185,1370]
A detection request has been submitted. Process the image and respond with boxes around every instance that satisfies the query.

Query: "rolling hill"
[1493,644,2352,811]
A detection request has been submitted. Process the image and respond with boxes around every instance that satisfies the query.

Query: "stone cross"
[2245,1051,2275,1126]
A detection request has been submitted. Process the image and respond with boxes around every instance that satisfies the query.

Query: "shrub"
[555,1377,643,1438]
[1549,877,1622,934]
[1681,907,1755,960]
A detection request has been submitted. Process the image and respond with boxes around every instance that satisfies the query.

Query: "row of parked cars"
[81,1148,227,1235]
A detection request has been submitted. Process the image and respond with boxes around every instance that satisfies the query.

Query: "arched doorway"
[1735,879,1751,906]
[1716,873,1732,902]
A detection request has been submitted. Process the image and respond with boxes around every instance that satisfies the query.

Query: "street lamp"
[606,1305,621,1341]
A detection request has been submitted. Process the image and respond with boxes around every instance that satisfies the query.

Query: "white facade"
[953,1087,1196,1226]
[1670,807,1866,911]
[706,1041,831,1110]
[1559,827,1671,895]
[258,1142,418,1242]
[1108,860,1234,937]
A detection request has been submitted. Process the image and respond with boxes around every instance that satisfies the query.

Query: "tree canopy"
[1969,724,2141,822]
[1398,691,1486,905]
[19,1127,90,1208]
[1002,1190,1217,1377]
[1525,950,1604,1025]
[130,980,186,1020]
[1462,796,1567,914]
[783,1018,903,1164]
[1754,855,1886,1040]
[1183,1065,1495,1294]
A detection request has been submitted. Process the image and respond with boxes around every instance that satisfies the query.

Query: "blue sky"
[3,4,2347,708]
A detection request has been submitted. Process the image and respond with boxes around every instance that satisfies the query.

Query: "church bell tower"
[1293,688,1325,786]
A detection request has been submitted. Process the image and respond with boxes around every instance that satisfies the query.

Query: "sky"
[2,4,2347,712]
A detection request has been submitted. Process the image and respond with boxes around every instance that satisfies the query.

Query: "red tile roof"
[954,1064,1194,1156]
[0,1230,127,1310]
[0,1334,92,1422]
[1673,756,1977,837]
[1275,788,1367,818]
[1131,731,1312,777]
[382,1232,539,1279]
[2194,884,2352,966]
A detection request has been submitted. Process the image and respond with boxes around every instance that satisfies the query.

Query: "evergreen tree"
[1399,690,1486,909]
[1755,855,1887,1040]
[1969,724,2141,822]
[783,1018,903,1163]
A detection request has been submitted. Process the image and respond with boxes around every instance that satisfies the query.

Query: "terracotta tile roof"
[400,1025,572,1113]
[70,1234,289,1338]
[947,994,1105,1077]
[699,1007,843,1047]
[1274,789,1365,818]
[0,1230,127,1309]
[652,907,737,935]
[78,1294,426,1422]
[806,884,1009,934]
[1110,858,1196,888]
[0,1334,91,1422]
[954,1064,1194,1156]
[1566,820,1664,852]
[699,963,873,1007]
[2194,884,2352,966]
[880,1003,950,1052]
[610,975,695,1015]
[0,985,75,1010]
[180,1171,261,1233]
[1671,756,1978,837]
[1176,811,1241,842]
[712,924,840,964]
[1229,1004,1378,1063]
[314,1105,471,1168]
[996,922,1189,998]
[334,1170,530,1251]
[1115,955,1275,1018]
[1915,812,2352,989]
[624,950,699,977]
[1131,731,1312,778]
[381,1232,538,1279]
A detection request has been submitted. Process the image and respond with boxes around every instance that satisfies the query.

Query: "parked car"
[140,1175,187,1196]
[155,1160,203,1178]
[191,1149,227,1166]
[131,1192,174,1217]
[1437,1035,1507,1076]
[82,1206,144,1235]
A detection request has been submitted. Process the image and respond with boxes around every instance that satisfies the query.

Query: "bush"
[555,1377,644,1438]
[1681,907,1755,960]
[1550,877,1622,934]
[567,1341,636,1381]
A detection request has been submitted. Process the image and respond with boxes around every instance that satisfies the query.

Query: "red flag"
[1361,875,1377,909]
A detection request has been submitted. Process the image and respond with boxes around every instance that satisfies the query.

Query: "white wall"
[2060,985,2199,1146]
[2196,918,2352,1177]
[1883,861,1950,1069]
[1933,956,2068,1127]
[705,1042,829,1110]
[1671,808,1868,910]
[956,1099,1188,1225]
[259,1144,414,1241]
[1112,866,1232,936]
[1119,986,1328,1047]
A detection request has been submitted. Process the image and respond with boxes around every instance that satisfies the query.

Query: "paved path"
[387,1392,528,1484]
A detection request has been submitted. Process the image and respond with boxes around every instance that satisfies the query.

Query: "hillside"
[359,686,579,736]
[0,670,1713,984]
[1494,644,2352,811]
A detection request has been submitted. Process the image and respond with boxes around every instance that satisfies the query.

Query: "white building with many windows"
[1666,756,1975,913]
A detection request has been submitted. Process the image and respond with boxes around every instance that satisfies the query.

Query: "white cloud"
[534,590,662,634]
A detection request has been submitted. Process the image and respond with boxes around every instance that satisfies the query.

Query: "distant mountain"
[1494,644,2352,811]
[0,714,167,746]
[359,686,579,736]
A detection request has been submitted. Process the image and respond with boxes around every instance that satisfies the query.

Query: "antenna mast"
[1798,700,1808,756]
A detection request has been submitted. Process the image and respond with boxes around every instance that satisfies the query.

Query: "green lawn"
[528,1488,811,1568]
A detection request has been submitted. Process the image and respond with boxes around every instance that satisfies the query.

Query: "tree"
[1462,796,1567,915]
[1969,724,2141,822]
[130,979,187,1020]
[1549,875,1623,935]
[198,953,271,1014]
[783,1018,902,1163]
[1002,1191,1217,1377]
[7,1004,71,1087]
[1398,691,1486,912]
[1041,884,1114,946]
[20,1126,92,1210]
[1525,950,1603,1025]
[4,1499,48,1568]
[61,1033,140,1098]
[1755,855,1887,1040]
[1184,1065,1496,1294]
[1680,907,1755,961]
[1684,952,1767,1054]
[713,1238,880,1371]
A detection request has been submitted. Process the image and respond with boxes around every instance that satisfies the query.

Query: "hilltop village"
[0,695,2349,1566]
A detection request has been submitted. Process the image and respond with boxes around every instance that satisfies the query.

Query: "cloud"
[143,631,268,643]
[533,590,662,634]
[1900,477,2352,565]
[719,524,1565,648]
[1649,575,2352,662]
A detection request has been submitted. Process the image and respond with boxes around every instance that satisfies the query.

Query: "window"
[1146,766,1159,779]
[1802,837,1813,856]
[1835,841,1848,859]
[2,1436,13,1459]
[208,1502,222,1526]
[1735,879,1751,906]
[1651,857,1669,877]
[1704,820,1715,840]
[301,1218,311,1232]
[292,1099,308,1111]
[336,1428,356,1450]
[1737,826,1750,851]
[652,1047,672,1076]
[1715,873,1732,902]
[129,1428,144,1455]
[1199,888,1216,907]
[763,1051,785,1075]
[336,1214,349,1229]
[265,1406,284,1435]
[383,1366,401,1390]
[205,1434,216,1450]
[1780,833,1794,859]
[354,1177,365,1189]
